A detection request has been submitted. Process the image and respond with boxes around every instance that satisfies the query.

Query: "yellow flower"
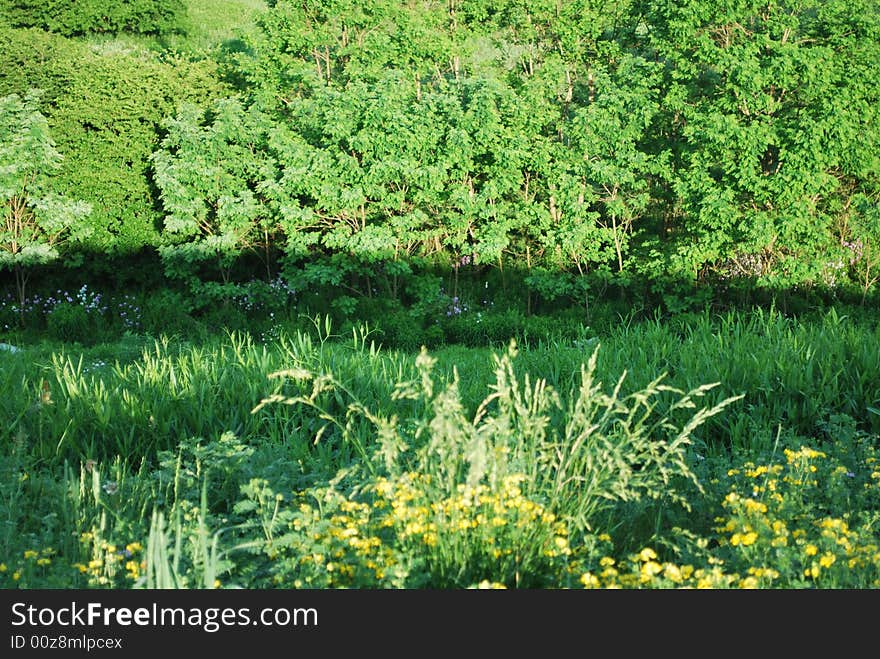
[126,542,143,554]
[23,550,38,560]
[741,532,758,546]
[819,553,836,569]
[599,556,615,567]
[640,561,663,583]
[601,567,619,580]
[580,572,600,589]
[598,534,612,543]
[746,465,769,478]
[638,547,658,562]
[13,571,21,581]
[36,558,51,567]
[744,499,768,515]
[805,544,818,556]
[663,563,683,584]
[738,577,759,589]
[0,563,6,572]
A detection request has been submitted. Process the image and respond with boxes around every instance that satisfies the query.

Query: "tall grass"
[2,308,877,470]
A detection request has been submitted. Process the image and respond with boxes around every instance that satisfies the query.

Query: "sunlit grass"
[1,309,878,588]
[78,0,267,54]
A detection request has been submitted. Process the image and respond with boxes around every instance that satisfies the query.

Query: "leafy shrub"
[140,289,202,337]
[198,305,250,334]
[47,302,98,344]
[374,309,425,352]
[0,27,224,256]
[0,0,187,36]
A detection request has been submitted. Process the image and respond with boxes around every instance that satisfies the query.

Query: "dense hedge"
[0,26,226,253]
[0,0,186,36]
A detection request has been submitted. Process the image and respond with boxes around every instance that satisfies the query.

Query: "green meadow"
[2,1,879,588]
[2,308,878,588]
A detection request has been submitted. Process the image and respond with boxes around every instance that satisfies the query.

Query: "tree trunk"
[14,262,27,327]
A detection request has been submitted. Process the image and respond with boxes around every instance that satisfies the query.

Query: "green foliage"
[153,98,278,288]
[844,194,880,302]
[0,26,225,255]
[0,0,187,37]
[139,289,201,336]
[244,338,739,586]
[153,0,664,293]
[634,0,880,286]
[148,0,880,300]
[0,90,91,321]
[1,0,878,302]
[46,303,97,344]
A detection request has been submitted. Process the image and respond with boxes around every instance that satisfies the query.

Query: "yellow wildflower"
[663,563,683,584]
[638,547,658,562]
[640,561,663,583]
[580,572,600,589]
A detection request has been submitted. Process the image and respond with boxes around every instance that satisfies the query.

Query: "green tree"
[0,26,226,254]
[633,0,880,288]
[152,97,279,296]
[0,91,91,323]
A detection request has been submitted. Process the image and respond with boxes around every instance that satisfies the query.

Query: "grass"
[177,0,266,52]
[78,0,267,54]
[1,308,879,588]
